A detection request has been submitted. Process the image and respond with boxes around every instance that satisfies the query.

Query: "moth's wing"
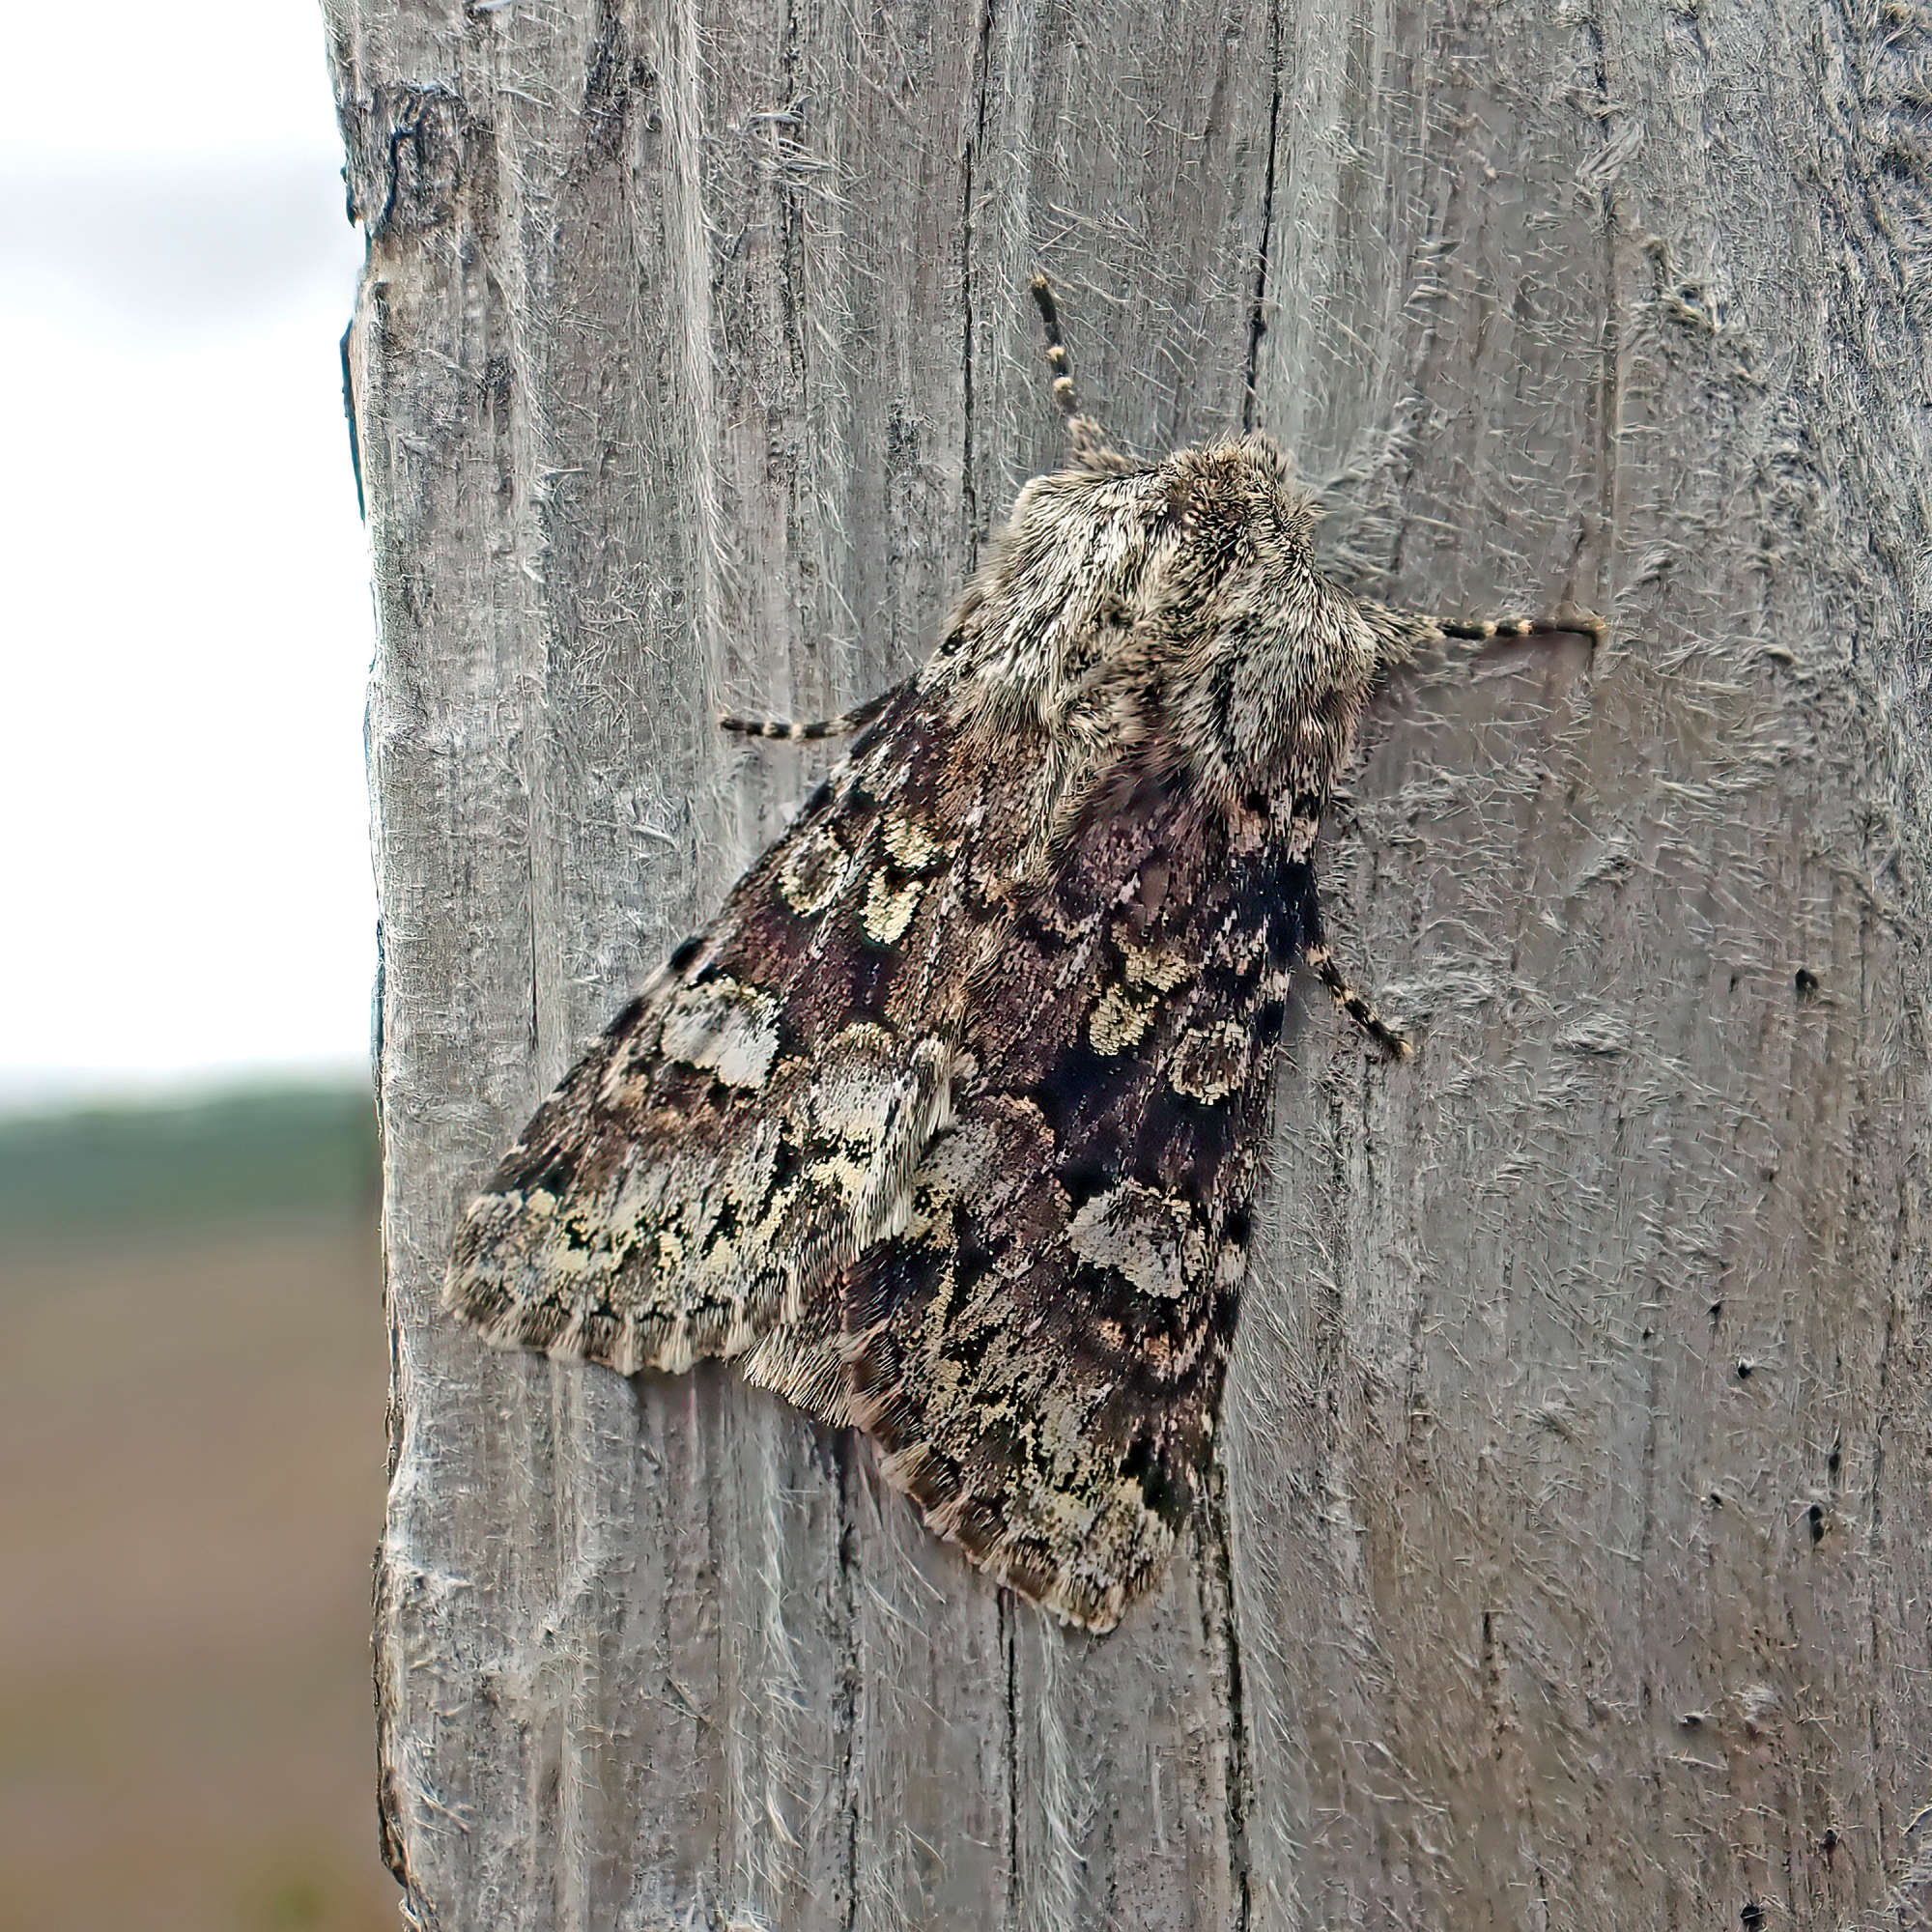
[447,677,976,1378]
[840,785,1311,1631]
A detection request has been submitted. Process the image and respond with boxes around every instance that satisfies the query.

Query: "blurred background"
[0,4,391,1927]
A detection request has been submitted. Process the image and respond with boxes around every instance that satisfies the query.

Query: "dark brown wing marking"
[838,781,1311,1631]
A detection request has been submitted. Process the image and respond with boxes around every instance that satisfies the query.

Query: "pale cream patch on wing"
[1089,983,1155,1053]
[658,977,783,1088]
[862,870,923,946]
[1065,1181,1205,1300]
[879,814,942,872]
[778,821,849,917]
[1168,1018,1251,1102]
[792,1025,923,1217]
[1120,943,1192,992]
[1089,941,1194,1053]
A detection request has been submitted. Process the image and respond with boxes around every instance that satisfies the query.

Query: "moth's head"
[1140,433,1378,810]
[959,431,1376,813]
[1142,432,1325,613]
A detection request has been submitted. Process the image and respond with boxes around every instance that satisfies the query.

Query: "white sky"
[0,3,372,1108]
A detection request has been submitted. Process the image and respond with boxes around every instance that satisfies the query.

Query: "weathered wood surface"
[327,1,1932,1924]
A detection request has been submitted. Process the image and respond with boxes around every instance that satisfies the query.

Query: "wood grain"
[326,1,1932,1923]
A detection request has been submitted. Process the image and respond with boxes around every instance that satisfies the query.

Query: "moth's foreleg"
[719,712,854,742]
[1297,872,1412,1061]
[1361,599,1604,677]
[1431,610,1605,646]
[1306,941,1412,1060]
[719,684,897,744]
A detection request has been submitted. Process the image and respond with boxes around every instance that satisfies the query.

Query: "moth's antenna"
[1029,273,1133,475]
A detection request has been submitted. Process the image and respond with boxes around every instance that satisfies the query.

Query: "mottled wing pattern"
[839,779,1311,1632]
[447,676,980,1379]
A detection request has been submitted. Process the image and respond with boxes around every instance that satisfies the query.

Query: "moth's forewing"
[840,778,1311,1631]
[447,680,976,1377]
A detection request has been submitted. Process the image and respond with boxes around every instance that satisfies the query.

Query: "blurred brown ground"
[0,1094,394,1932]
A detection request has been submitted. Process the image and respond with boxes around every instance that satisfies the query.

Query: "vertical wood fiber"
[327,1,1932,1924]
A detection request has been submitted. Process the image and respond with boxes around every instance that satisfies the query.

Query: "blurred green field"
[0,1083,396,1932]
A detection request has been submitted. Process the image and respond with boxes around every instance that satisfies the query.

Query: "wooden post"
[327,2,1932,1924]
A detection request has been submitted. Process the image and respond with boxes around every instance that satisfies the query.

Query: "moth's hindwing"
[838,780,1310,1632]
[445,678,973,1379]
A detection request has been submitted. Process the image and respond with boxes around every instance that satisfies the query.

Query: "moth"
[447,279,1596,1634]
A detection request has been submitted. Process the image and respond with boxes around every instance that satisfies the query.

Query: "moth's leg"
[1360,597,1604,677]
[719,683,898,743]
[1296,864,1412,1060]
[1029,274,1134,476]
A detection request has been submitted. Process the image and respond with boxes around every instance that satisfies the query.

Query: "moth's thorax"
[937,432,1378,824]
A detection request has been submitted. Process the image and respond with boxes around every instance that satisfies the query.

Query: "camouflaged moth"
[446,279,1597,1633]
